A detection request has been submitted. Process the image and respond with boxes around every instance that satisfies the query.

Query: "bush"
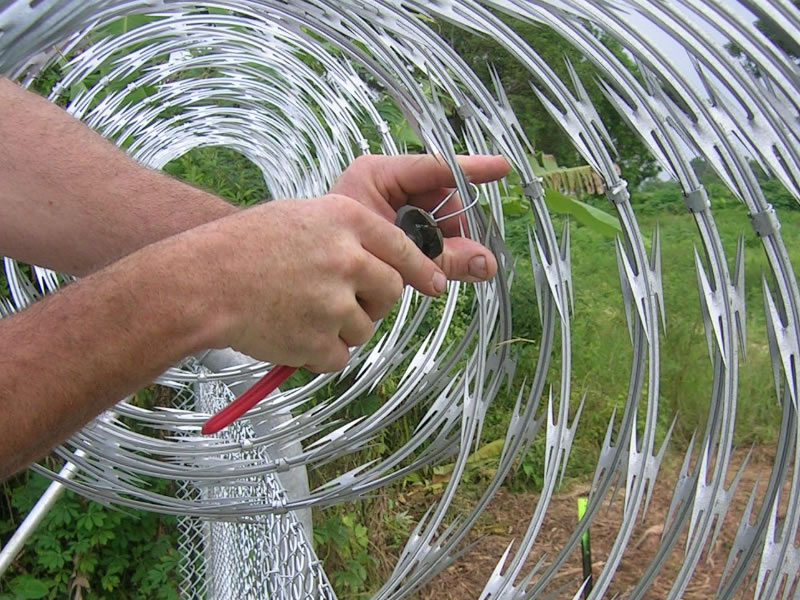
[1,472,180,600]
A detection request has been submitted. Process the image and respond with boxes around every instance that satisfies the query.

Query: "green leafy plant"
[163,146,270,206]
[314,511,375,596]
[1,472,180,600]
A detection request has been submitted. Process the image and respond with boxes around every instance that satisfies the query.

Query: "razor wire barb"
[1,0,799,598]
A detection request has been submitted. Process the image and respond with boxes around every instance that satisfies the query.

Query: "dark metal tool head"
[394,205,444,259]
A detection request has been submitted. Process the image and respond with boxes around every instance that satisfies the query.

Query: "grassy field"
[497,201,795,487]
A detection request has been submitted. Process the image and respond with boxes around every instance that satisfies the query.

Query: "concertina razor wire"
[1,1,800,598]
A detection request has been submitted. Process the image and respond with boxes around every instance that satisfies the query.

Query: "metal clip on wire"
[429,182,481,224]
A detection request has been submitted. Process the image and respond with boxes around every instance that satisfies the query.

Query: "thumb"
[436,237,498,283]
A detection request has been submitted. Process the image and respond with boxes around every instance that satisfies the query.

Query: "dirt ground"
[410,447,792,599]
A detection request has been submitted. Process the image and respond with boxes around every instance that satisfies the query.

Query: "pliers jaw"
[394,205,444,259]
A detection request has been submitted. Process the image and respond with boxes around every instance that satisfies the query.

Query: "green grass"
[496,201,796,492]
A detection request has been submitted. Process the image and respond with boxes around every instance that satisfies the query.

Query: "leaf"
[529,153,606,197]
[422,438,506,490]
[375,98,424,149]
[522,460,535,477]
[9,575,49,599]
[471,438,506,462]
[78,552,98,573]
[544,188,621,238]
[96,14,155,37]
[353,524,369,549]
[540,153,560,172]
[499,196,530,217]
[391,119,424,150]
[101,573,120,592]
[39,549,65,570]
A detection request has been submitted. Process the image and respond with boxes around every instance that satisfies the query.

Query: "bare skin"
[0,78,237,275]
[0,79,510,478]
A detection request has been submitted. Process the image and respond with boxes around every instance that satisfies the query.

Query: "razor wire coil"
[1,1,800,598]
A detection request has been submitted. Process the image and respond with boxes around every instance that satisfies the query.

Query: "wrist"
[154,221,241,356]
[96,168,239,263]
[96,226,234,364]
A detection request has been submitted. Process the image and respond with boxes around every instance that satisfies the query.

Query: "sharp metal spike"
[531,226,568,323]
[719,479,760,594]
[733,235,748,359]
[615,235,651,344]
[694,245,727,368]
[527,227,545,326]
[763,275,799,407]
[3,2,800,598]
[589,406,618,500]
[557,391,585,487]
[641,415,675,521]
[707,447,752,555]
[614,235,636,345]
[560,218,574,317]
[564,55,615,153]
[650,224,667,334]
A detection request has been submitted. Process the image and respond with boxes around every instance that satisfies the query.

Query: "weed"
[314,510,375,597]
[0,472,180,600]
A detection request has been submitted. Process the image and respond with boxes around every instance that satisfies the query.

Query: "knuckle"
[371,273,403,320]
[376,303,394,321]
[352,154,378,171]
[328,298,357,330]
[338,249,365,278]
[326,192,353,210]
[326,346,350,372]
[363,302,384,322]
[354,321,374,346]
[306,335,329,362]
[281,337,305,364]
[330,194,366,223]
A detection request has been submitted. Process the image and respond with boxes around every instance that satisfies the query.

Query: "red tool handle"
[201,364,297,434]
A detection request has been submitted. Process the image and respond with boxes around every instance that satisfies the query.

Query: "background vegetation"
[2,11,799,600]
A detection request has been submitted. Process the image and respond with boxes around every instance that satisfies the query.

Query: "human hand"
[330,154,511,282]
[192,194,447,372]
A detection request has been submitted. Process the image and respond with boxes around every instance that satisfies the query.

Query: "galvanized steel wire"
[1,0,800,598]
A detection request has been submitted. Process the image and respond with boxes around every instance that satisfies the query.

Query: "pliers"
[201,205,444,435]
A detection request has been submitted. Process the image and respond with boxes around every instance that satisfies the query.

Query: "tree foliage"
[727,1,800,74]
[438,15,660,187]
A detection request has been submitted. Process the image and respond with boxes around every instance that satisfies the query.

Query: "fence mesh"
[175,366,335,600]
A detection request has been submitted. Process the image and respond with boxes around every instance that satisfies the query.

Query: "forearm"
[0,78,236,275]
[0,193,447,478]
[0,144,508,477]
[0,227,226,479]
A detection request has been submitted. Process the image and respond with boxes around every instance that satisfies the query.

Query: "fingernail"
[469,256,488,279]
[433,271,447,294]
